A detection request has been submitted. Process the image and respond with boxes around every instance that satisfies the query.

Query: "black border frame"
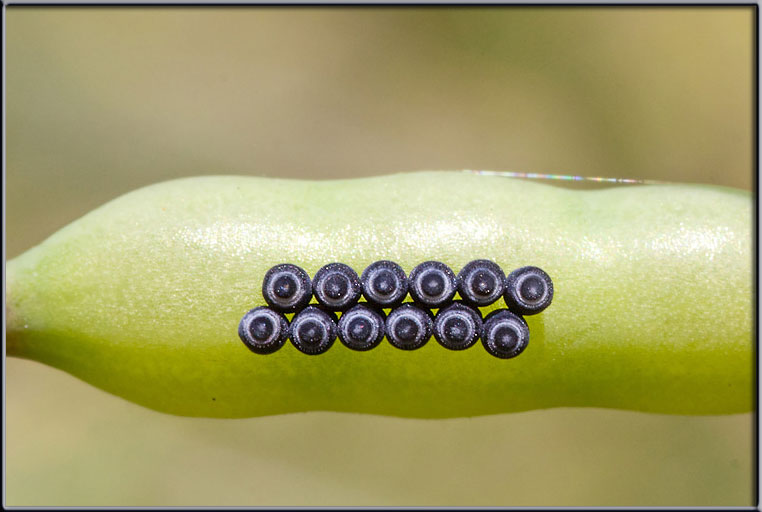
[2,2,758,510]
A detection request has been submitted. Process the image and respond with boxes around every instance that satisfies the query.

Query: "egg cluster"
[238,260,553,359]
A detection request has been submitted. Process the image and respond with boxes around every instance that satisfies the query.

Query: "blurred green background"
[5,6,754,506]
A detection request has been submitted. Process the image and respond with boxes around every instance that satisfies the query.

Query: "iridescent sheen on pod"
[261,263,313,313]
[457,259,506,307]
[504,266,554,316]
[481,309,530,359]
[289,306,338,355]
[433,302,482,351]
[313,263,363,311]
[385,304,433,351]
[408,261,458,308]
[337,304,386,351]
[361,260,408,308]
[238,306,289,355]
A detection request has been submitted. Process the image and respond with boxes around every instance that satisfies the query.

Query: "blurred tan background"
[5,6,754,506]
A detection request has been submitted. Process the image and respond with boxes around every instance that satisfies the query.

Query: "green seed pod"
[5,172,752,418]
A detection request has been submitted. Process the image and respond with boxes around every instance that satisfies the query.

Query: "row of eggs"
[259,260,553,315]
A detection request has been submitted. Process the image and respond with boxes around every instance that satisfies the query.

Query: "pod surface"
[6,172,753,418]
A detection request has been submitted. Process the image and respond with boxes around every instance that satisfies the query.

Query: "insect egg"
[361,260,408,308]
[337,304,386,351]
[433,302,482,351]
[238,306,289,355]
[408,261,458,308]
[457,259,506,307]
[313,263,363,311]
[385,304,433,350]
[261,263,313,313]
[504,266,554,315]
[481,309,530,359]
[289,306,338,355]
